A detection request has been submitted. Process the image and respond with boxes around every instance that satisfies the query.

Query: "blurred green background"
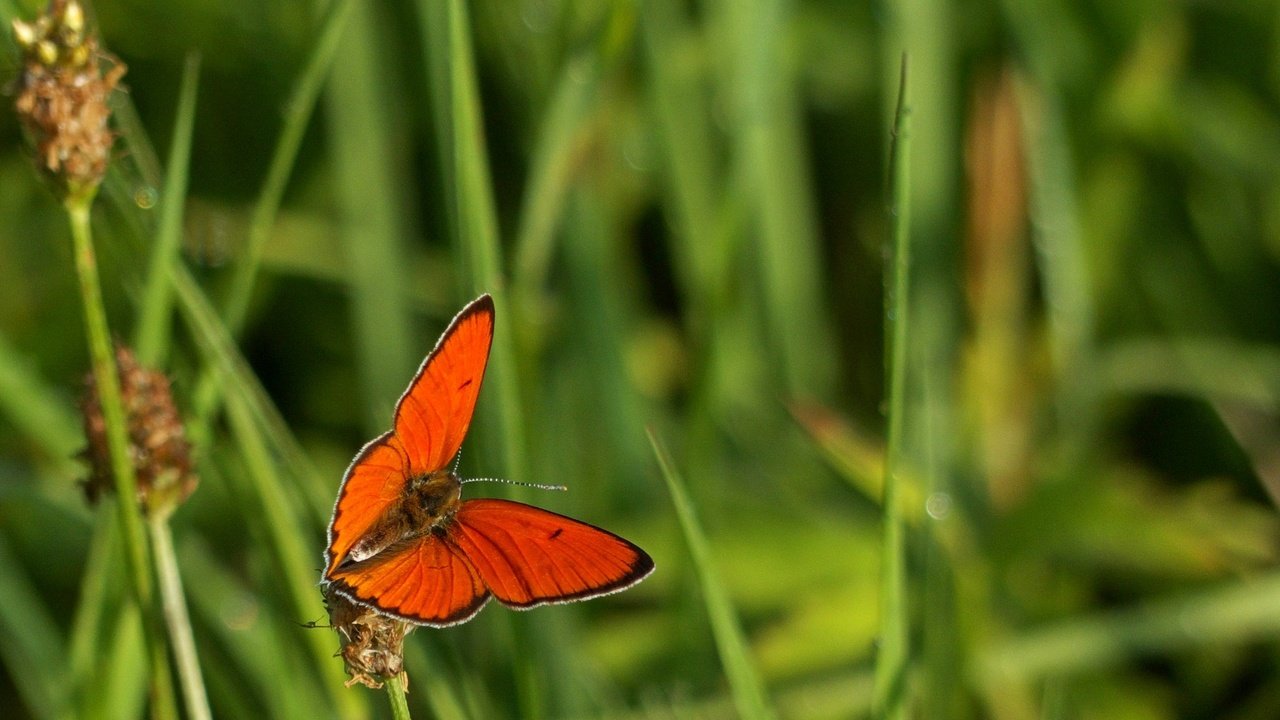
[2,0,1280,718]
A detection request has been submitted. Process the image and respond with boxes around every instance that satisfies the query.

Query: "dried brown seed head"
[12,0,126,201]
[323,586,412,690]
[80,344,199,518]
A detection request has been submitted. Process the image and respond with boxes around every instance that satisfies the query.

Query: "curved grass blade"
[648,428,776,720]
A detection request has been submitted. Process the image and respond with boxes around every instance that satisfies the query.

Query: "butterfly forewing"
[449,499,655,608]
[325,433,412,575]
[392,295,494,477]
[325,295,494,575]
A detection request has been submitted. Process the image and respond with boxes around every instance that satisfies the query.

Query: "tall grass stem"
[873,53,913,720]
[66,196,179,720]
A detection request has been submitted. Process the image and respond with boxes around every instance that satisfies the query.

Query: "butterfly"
[323,294,654,626]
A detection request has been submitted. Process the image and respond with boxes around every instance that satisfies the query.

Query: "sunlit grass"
[2,0,1280,718]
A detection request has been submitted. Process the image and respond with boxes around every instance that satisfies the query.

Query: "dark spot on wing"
[549,528,563,540]
[458,378,473,391]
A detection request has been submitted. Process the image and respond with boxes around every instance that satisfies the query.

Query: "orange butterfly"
[324,294,654,626]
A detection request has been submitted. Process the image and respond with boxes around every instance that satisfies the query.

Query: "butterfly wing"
[325,433,413,576]
[392,294,494,477]
[328,532,491,626]
[325,294,494,575]
[448,499,654,608]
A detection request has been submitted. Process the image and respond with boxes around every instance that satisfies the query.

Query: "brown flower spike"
[324,585,412,689]
[81,344,198,518]
[12,0,126,200]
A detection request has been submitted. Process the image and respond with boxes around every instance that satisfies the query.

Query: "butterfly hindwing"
[449,499,655,608]
[328,532,491,627]
[392,295,494,477]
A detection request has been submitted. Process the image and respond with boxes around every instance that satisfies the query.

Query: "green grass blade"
[1011,72,1097,438]
[219,0,353,338]
[977,569,1280,683]
[325,0,415,433]
[86,606,146,720]
[168,263,332,524]
[873,54,913,720]
[223,389,362,717]
[149,519,211,720]
[417,0,528,480]
[0,533,69,720]
[179,536,327,719]
[647,428,776,720]
[418,5,540,713]
[714,0,834,397]
[135,52,200,367]
[511,52,600,297]
[640,0,719,294]
[68,511,117,697]
[0,333,82,477]
[190,0,355,423]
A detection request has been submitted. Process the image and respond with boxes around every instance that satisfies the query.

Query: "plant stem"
[873,53,913,720]
[385,674,412,720]
[149,518,211,720]
[66,196,178,720]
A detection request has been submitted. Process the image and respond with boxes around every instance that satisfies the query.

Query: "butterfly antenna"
[451,449,463,475]
[461,477,568,492]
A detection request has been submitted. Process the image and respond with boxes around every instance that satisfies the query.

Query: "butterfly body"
[338,467,461,569]
[323,295,653,627]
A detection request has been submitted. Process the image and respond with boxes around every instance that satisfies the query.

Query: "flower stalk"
[68,196,179,720]
[14,2,182,716]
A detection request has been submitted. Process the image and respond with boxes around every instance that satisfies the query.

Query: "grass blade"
[135,52,200,367]
[714,0,834,397]
[223,389,361,716]
[417,0,528,480]
[511,52,600,297]
[325,0,415,433]
[0,533,69,720]
[418,4,541,712]
[873,53,913,720]
[148,519,211,720]
[647,428,776,720]
[977,569,1280,683]
[190,0,355,424]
